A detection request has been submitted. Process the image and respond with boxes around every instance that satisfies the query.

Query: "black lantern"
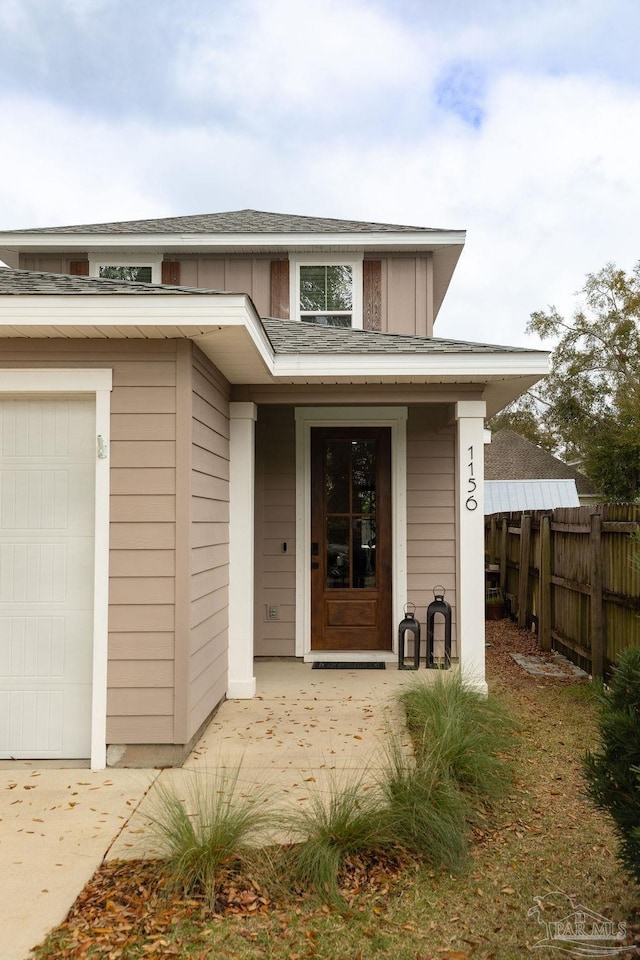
[398,602,421,670]
[426,585,452,669]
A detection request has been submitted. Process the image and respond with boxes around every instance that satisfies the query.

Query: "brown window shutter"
[270,260,290,318]
[69,260,89,276]
[162,260,181,285]
[363,260,382,331]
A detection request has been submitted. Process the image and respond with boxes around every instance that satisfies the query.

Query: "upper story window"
[90,257,161,284]
[290,254,363,328]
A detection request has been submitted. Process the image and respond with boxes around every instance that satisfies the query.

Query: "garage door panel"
[0,398,95,460]
[0,684,91,756]
[0,612,93,680]
[1,464,95,533]
[0,397,95,759]
[0,538,93,605]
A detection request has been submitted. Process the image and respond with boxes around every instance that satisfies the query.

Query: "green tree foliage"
[583,647,640,885]
[503,262,640,500]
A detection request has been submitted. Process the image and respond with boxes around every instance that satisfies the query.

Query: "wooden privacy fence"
[485,505,640,678]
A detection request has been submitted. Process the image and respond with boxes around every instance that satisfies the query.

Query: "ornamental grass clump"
[145,767,271,910]
[379,733,470,870]
[280,773,391,906]
[583,646,640,885]
[399,671,518,804]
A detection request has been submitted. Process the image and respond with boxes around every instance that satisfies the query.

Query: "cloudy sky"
[1,0,639,347]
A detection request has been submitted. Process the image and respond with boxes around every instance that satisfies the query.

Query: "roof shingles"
[485,430,595,494]
[0,267,541,358]
[3,209,453,237]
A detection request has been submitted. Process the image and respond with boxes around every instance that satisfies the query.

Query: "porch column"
[227,402,257,698]
[454,401,487,693]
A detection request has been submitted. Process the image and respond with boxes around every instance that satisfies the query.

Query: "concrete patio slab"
[0,765,157,960]
[2,660,423,956]
[110,661,417,860]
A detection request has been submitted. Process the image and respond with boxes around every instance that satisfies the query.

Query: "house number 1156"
[466,445,478,511]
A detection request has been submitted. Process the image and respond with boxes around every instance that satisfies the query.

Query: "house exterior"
[485,429,597,513]
[0,211,549,769]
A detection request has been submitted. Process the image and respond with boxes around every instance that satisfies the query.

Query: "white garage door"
[0,397,95,759]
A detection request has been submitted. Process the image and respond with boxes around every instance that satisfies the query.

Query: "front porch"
[228,398,489,699]
[109,658,431,856]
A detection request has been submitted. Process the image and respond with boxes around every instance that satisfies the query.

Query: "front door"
[310,427,392,651]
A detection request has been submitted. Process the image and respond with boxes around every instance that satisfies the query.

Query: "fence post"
[489,516,497,564]
[539,514,552,651]
[590,512,604,679]
[500,518,508,595]
[518,514,532,629]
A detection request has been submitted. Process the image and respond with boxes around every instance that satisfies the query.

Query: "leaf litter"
[33,619,640,959]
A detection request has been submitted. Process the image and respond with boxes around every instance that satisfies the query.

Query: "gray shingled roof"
[0,268,540,357]
[0,268,222,296]
[262,319,535,355]
[485,430,596,494]
[3,209,453,236]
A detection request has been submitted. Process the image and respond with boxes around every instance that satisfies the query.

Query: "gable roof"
[0,209,456,237]
[485,430,595,494]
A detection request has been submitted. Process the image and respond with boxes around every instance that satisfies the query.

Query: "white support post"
[227,402,257,698]
[454,401,487,693]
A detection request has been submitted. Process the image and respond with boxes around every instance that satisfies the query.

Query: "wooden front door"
[310,427,392,651]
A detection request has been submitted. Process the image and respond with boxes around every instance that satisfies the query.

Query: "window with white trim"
[90,258,161,284]
[290,255,363,328]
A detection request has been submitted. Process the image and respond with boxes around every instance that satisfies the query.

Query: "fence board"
[485,505,640,677]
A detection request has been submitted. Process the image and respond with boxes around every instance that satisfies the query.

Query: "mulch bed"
[34,618,640,959]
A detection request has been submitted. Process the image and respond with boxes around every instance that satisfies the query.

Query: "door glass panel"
[352,440,376,514]
[326,516,350,588]
[323,436,378,590]
[325,440,350,513]
[353,517,376,587]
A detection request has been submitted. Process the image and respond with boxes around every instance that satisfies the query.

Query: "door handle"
[311,542,319,556]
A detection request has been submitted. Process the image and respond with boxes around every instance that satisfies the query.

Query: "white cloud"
[173,0,436,129]
[1,0,640,351]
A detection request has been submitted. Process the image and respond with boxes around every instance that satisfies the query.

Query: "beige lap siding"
[187,348,230,739]
[108,349,179,743]
[254,406,297,657]
[406,408,457,655]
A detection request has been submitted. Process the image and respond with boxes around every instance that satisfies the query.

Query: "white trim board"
[0,368,112,769]
[294,406,407,660]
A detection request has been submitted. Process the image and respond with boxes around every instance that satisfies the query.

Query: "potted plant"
[485,588,506,620]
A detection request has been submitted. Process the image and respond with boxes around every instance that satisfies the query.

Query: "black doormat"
[312,662,386,670]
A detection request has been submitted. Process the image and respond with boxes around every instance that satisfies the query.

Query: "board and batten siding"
[186,346,230,739]
[19,253,435,337]
[254,406,297,656]
[406,408,457,655]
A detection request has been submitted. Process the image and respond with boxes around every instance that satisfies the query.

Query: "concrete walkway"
[1,661,417,960]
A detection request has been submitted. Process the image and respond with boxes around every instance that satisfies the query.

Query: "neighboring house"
[484,429,597,513]
[0,210,549,768]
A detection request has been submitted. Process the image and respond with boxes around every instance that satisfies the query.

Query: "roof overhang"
[0,229,465,256]
[0,292,548,415]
